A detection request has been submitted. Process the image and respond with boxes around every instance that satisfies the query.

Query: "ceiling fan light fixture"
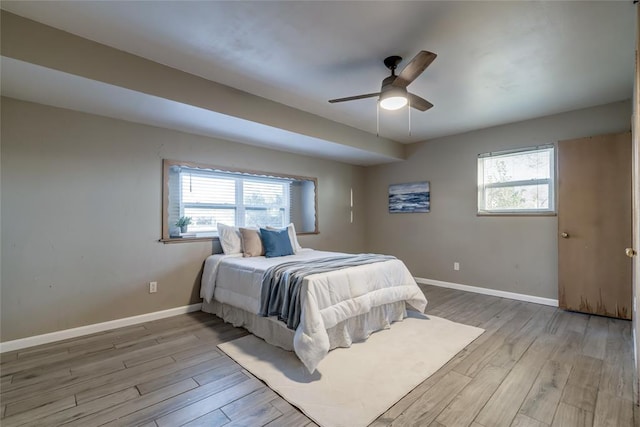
[328,51,435,113]
[379,87,408,110]
[380,95,408,110]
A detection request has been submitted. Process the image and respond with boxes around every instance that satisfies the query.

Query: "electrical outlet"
[149,281,157,293]
[454,262,460,271]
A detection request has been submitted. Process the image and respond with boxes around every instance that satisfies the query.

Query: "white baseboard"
[0,303,203,353]
[415,277,558,307]
[0,280,557,353]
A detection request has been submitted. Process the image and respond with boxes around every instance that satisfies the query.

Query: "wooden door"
[558,132,632,319]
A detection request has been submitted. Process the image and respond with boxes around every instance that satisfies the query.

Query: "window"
[162,160,317,241]
[477,145,555,214]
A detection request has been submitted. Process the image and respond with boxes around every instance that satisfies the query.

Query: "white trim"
[415,277,558,307]
[0,303,203,353]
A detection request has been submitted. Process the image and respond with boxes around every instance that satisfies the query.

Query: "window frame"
[477,145,556,216]
[161,159,319,243]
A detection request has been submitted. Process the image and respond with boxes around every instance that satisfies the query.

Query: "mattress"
[201,249,336,311]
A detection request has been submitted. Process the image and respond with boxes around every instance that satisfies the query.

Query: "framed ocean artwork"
[389,181,430,213]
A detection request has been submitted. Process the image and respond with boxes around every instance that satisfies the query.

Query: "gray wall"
[1,97,632,342]
[1,97,367,341]
[365,101,632,300]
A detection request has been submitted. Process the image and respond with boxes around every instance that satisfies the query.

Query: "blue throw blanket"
[259,254,396,330]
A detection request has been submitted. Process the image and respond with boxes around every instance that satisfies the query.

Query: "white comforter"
[200,249,427,372]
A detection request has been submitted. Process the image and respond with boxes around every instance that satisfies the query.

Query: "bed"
[200,244,428,373]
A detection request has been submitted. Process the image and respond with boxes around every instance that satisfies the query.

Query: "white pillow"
[217,223,242,255]
[267,223,302,253]
[287,223,303,252]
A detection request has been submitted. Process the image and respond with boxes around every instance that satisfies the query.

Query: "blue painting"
[389,181,430,213]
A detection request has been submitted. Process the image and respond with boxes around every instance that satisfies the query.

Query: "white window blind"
[477,145,555,214]
[169,167,291,237]
[242,177,289,228]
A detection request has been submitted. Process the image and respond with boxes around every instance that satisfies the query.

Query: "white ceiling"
[0,1,635,162]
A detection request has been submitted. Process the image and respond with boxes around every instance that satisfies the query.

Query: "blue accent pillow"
[260,228,294,258]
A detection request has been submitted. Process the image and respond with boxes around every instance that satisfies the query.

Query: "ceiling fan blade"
[392,51,437,88]
[408,93,433,111]
[328,93,380,103]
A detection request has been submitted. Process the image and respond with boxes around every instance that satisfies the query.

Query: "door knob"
[561,232,569,238]
[626,248,637,258]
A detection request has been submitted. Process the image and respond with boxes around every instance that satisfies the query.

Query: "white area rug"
[218,312,484,427]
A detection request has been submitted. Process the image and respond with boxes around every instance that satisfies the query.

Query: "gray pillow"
[239,227,264,257]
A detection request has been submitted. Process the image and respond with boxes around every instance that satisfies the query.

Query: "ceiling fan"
[328,51,436,111]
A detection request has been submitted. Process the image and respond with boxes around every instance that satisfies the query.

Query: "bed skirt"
[202,299,408,353]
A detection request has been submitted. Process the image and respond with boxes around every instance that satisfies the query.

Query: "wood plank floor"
[0,284,637,426]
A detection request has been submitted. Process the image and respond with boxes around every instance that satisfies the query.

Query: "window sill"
[160,237,215,244]
[477,212,557,217]
[160,230,319,244]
